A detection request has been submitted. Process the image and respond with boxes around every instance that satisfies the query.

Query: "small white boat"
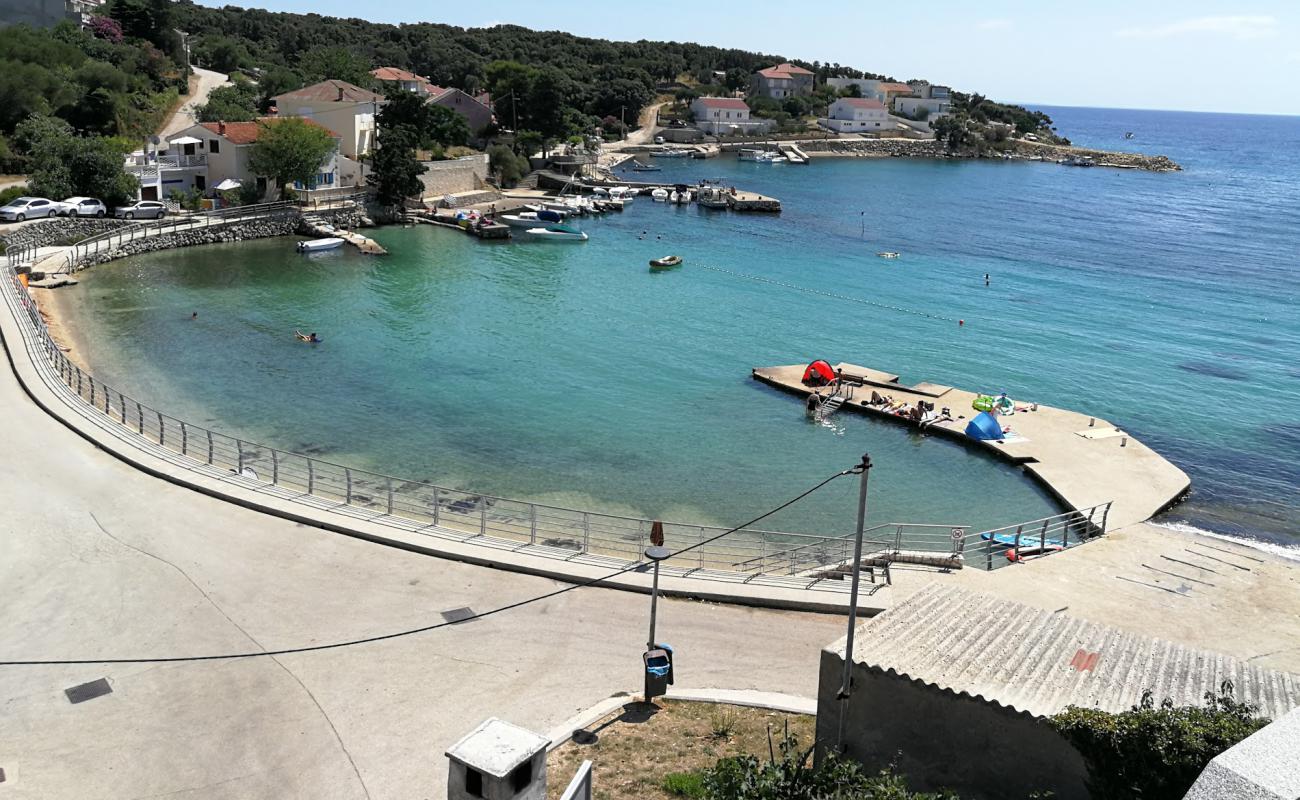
[739,148,786,163]
[296,237,345,252]
[877,251,900,259]
[523,225,588,242]
[651,188,669,202]
[656,148,693,158]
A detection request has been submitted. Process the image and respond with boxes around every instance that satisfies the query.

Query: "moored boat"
[631,162,661,172]
[877,251,900,259]
[697,186,729,209]
[296,237,345,252]
[649,255,682,269]
[655,148,693,158]
[651,188,669,202]
[522,224,588,242]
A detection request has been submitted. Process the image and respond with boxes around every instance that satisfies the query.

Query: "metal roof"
[830,584,1300,720]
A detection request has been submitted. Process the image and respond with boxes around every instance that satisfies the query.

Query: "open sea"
[60,106,1300,549]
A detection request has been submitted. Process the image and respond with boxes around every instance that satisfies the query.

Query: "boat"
[651,188,669,202]
[524,203,571,218]
[296,237,345,252]
[877,251,900,259]
[1125,131,1135,139]
[609,187,635,203]
[655,148,693,158]
[649,255,682,269]
[522,225,588,242]
[697,186,729,209]
[630,162,661,172]
[500,210,564,228]
[738,148,786,163]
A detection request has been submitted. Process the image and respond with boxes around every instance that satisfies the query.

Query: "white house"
[690,97,772,135]
[370,66,431,94]
[152,119,342,200]
[896,81,953,117]
[272,80,385,160]
[819,98,889,133]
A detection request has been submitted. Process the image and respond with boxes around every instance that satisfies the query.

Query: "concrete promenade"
[753,362,1191,530]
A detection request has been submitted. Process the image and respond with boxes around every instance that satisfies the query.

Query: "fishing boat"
[1125,131,1135,139]
[877,251,900,259]
[649,255,682,269]
[697,186,729,209]
[296,237,345,252]
[651,188,669,202]
[522,225,588,242]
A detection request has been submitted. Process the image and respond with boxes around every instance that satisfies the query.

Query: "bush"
[0,185,28,206]
[1051,682,1268,800]
[662,771,706,798]
[700,724,959,800]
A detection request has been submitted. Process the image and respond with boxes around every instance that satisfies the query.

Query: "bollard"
[1121,437,1127,448]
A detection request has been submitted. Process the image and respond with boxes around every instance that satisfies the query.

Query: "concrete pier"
[752,362,1190,529]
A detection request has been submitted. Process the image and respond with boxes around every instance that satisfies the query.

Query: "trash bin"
[643,644,674,700]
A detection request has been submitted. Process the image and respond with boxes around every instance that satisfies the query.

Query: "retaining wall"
[0,218,130,251]
[418,154,490,200]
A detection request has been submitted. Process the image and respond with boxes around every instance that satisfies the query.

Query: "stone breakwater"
[1,217,130,251]
[75,209,367,268]
[801,137,1180,171]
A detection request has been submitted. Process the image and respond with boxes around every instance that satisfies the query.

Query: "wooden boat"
[649,255,682,269]
[296,237,344,252]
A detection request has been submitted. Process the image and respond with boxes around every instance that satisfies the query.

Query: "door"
[141,186,158,201]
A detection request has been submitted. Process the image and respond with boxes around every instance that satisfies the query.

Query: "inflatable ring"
[973,395,995,412]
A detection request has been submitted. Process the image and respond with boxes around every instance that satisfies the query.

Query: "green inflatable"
[972,395,994,412]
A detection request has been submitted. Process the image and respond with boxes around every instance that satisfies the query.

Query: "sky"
[198,0,1300,115]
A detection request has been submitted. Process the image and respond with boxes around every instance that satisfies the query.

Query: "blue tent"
[965,411,1004,441]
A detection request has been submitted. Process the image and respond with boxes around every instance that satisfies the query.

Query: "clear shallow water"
[62,106,1300,546]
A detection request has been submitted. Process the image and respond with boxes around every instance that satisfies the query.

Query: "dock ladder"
[811,383,852,421]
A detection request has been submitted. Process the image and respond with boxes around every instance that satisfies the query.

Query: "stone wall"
[416,154,491,200]
[1,218,131,251]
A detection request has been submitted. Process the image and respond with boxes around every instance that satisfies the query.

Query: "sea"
[59,106,1300,550]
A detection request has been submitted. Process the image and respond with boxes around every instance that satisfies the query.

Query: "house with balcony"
[370,66,432,94]
[272,80,385,160]
[819,97,889,134]
[124,136,209,201]
[750,63,814,99]
[690,97,773,135]
[896,81,954,118]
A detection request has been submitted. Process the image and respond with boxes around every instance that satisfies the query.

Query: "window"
[464,767,483,798]
[209,140,220,154]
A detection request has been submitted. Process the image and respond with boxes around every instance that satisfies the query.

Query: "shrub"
[708,707,740,740]
[0,185,28,206]
[1051,682,1268,800]
[662,771,706,798]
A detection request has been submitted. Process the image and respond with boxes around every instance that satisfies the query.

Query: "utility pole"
[621,105,626,141]
[835,453,872,753]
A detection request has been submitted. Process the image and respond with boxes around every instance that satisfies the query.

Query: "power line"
[0,468,855,666]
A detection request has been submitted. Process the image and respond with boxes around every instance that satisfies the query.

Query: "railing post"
[206,429,213,464]
[386,476,393,515]
[103,387,109,414]
[157,411,164,445]
[431,486,440,524]
[307,459,315,494]
[272,450,280,485]
[76,368,82,395]
[1100,502,1111,536]
[480,501,486,535]
[699,526,705,569]
[581,511,589,553]
[181,421,188,455]
[529,504,537,544]
[1040,519,1049,551]
[344,468,352,504]
[1013,525,1023,560]
[88,376,94,406]
[236,440,245,474]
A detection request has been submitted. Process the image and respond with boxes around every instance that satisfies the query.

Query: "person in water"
[191,311,198,320]
[295,330,320,343]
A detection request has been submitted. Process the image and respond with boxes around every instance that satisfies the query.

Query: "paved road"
[0,333,842,799]
[158,67,231,140]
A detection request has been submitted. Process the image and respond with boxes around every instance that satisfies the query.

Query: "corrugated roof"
[275,79,384,104]
[831,584,1300,720]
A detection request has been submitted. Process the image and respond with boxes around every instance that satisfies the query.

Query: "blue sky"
[201,0,1300,115]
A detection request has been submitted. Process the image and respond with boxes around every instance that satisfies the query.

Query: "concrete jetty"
[752,362,1190,529]
[301,218,387,254]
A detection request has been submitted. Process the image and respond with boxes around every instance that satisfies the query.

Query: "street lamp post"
[645,544,670,649]
[835,453,872,752]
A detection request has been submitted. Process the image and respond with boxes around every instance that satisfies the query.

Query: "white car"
[114,200,167,220]
[0,196,57,222]
[57,197,108,218]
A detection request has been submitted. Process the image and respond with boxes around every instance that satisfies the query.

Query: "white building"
[825,78,917,106]
[819,97,889,133]
[370,66,430,95]
[272,80,385,160]
[690,97,773,135]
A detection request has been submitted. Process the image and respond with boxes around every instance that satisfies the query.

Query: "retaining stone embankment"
[77,208,367,268]
[801,137,1180,171]
[0,217,131,251]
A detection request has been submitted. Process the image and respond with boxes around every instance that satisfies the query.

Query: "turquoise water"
[62,106,1300,546]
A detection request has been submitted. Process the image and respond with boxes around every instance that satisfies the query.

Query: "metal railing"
[969,504,1111,571]
[559,760,593,800]
[61,201,299,272]
[125,153,208,170]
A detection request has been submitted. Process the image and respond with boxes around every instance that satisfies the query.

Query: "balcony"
[124,153,208,173]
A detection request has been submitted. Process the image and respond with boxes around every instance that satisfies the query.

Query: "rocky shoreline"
[800,137,1180,171]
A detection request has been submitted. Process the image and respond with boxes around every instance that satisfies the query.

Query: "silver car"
[0,196,57,222]
[57,197,108,217]
[114,200,167,220]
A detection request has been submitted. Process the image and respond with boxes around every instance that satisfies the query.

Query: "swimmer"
[984,273,990,286]
[295,330,321,343]
[191,311,198,320]
[959,319,965,327]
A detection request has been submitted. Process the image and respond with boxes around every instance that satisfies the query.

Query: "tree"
[426,104,468,148]
[195,35,250,73]
[105,0,172,47]
[196,82,259,122]
[1052,683,1268,800]
[26,127,136,206]
[247,118,336,194]
[256,66,303,111]
[297,47,372,87]
[487,143,527,187]
[723,68,749,92]
[367,124,425,207]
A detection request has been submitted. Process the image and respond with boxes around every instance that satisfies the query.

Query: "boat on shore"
[649,255,682,269]
[296,237,344,252]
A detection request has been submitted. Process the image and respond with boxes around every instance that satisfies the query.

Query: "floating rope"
[695,263,958,322]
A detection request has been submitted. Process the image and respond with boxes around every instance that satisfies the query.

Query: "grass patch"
[546,700,814,800]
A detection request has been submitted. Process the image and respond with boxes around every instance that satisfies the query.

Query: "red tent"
[802,360,837,386]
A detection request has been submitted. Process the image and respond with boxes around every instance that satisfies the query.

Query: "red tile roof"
[371,66,428,84]
[695,97,749,110]
[274,79,384,104]
[199,117,339,145]
[838,98,886,110]
[758,62,813,79]
[877,82,914,94]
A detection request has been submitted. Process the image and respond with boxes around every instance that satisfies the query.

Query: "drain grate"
[440,607,477,624]
[65,678,112,704]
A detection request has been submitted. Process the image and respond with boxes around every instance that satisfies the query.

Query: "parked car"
[0,196,57,222]
[114,200,167,220]
[56,197,108,218]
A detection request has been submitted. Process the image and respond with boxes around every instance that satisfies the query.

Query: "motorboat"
[649,255,682,269]
[522,225,588,242]
[877,251,900,259]
[296,237,345,252]
[631,162,661,172]
[500,210,565,228]
[651,188,669,202]
[609,187,635,203]
[739,148,786,163]
[524,203,571,218]
[668,188,693,204]
[697,186,729,209]
[655,148,693,158]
